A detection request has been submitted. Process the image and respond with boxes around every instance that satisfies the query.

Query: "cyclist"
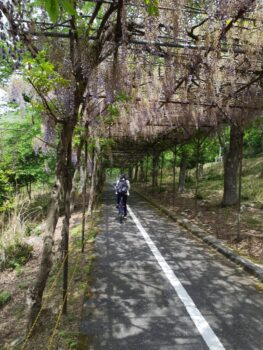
[115,174,130,218]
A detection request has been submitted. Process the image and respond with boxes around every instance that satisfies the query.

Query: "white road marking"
[127,205,225,350]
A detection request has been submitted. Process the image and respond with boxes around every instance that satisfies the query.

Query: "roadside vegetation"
[131,129,263,263]
[0,100,101,348]
[0,204,99,349]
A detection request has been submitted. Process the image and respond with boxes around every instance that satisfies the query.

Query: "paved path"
[78,188,263,350]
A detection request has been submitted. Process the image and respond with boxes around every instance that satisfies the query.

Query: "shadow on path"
[78,187,263,350]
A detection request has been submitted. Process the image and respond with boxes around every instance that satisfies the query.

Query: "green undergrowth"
[0,242,33,271]
[152,155,263,206]
[0,190,50,272]
[200,156,263,205]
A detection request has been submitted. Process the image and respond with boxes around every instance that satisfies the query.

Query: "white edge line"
[127,204,225,350]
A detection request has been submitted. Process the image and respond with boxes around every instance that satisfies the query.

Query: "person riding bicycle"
[115,174,130,218]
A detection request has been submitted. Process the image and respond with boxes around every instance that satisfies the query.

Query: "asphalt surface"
[78,188,263,350]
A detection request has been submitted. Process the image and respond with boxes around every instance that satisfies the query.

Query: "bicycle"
[117,196,125,224]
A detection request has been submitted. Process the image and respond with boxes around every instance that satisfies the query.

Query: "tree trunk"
[26,183,60,330]
[128,167,133,182]
[152,153,159,188]
[194,164,199,216]
[62,133,73,314]
[27,123,74,329]
[222,125,243,206]
[237,138,243,241]
[81,141,88,252]
[88,148,97,215]
[133,164,139,182]
[198,164,203,179]
[145,155,149,183]
[178,155,187,193]
[26,181,32,201]
[96,159,105,193]
[69,137,84,212]
[139,160,144,181]
[194,137,201,216]
[172,146,177,204]
[160,152,164,190]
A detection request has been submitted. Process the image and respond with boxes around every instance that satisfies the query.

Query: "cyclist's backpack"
[117,178,128,194]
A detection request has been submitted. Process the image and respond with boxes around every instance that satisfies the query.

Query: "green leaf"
[144,0,159,16]
[45,0,60,23]
[59,0,77,16]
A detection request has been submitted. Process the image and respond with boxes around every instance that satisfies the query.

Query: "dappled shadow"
[78,188,263,350]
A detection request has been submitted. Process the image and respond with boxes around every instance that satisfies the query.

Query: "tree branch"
[233,71,263,95]
[187,17,209,41]
[96,3,118,39]
[0,1,38,57]
[27,78,65,125]
[218,0,256,42]
[87,1,102,34]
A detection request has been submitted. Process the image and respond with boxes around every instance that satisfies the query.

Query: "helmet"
[120,174,126,180]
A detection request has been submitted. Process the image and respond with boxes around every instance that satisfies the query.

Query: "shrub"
[25,222,42,237]
[0,242,33,271]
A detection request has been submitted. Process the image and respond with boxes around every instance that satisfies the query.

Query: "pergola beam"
[27,30,249,55]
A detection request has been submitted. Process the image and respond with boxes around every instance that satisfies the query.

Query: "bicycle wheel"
[119,212,123,223]
[118,198,124,223]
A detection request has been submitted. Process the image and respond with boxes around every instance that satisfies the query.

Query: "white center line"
[127,205,225,350]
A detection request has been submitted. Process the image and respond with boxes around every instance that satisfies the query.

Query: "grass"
[168,155,263,206]
[245,216,262,227]
[0,189,50,273]
[0,242,33,271]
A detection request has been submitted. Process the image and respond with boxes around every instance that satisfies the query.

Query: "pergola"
[1,0,263,321]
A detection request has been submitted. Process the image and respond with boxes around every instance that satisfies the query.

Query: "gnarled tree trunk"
[27,122,74,329]
[222,125,243,206]
[70,137,85,212]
